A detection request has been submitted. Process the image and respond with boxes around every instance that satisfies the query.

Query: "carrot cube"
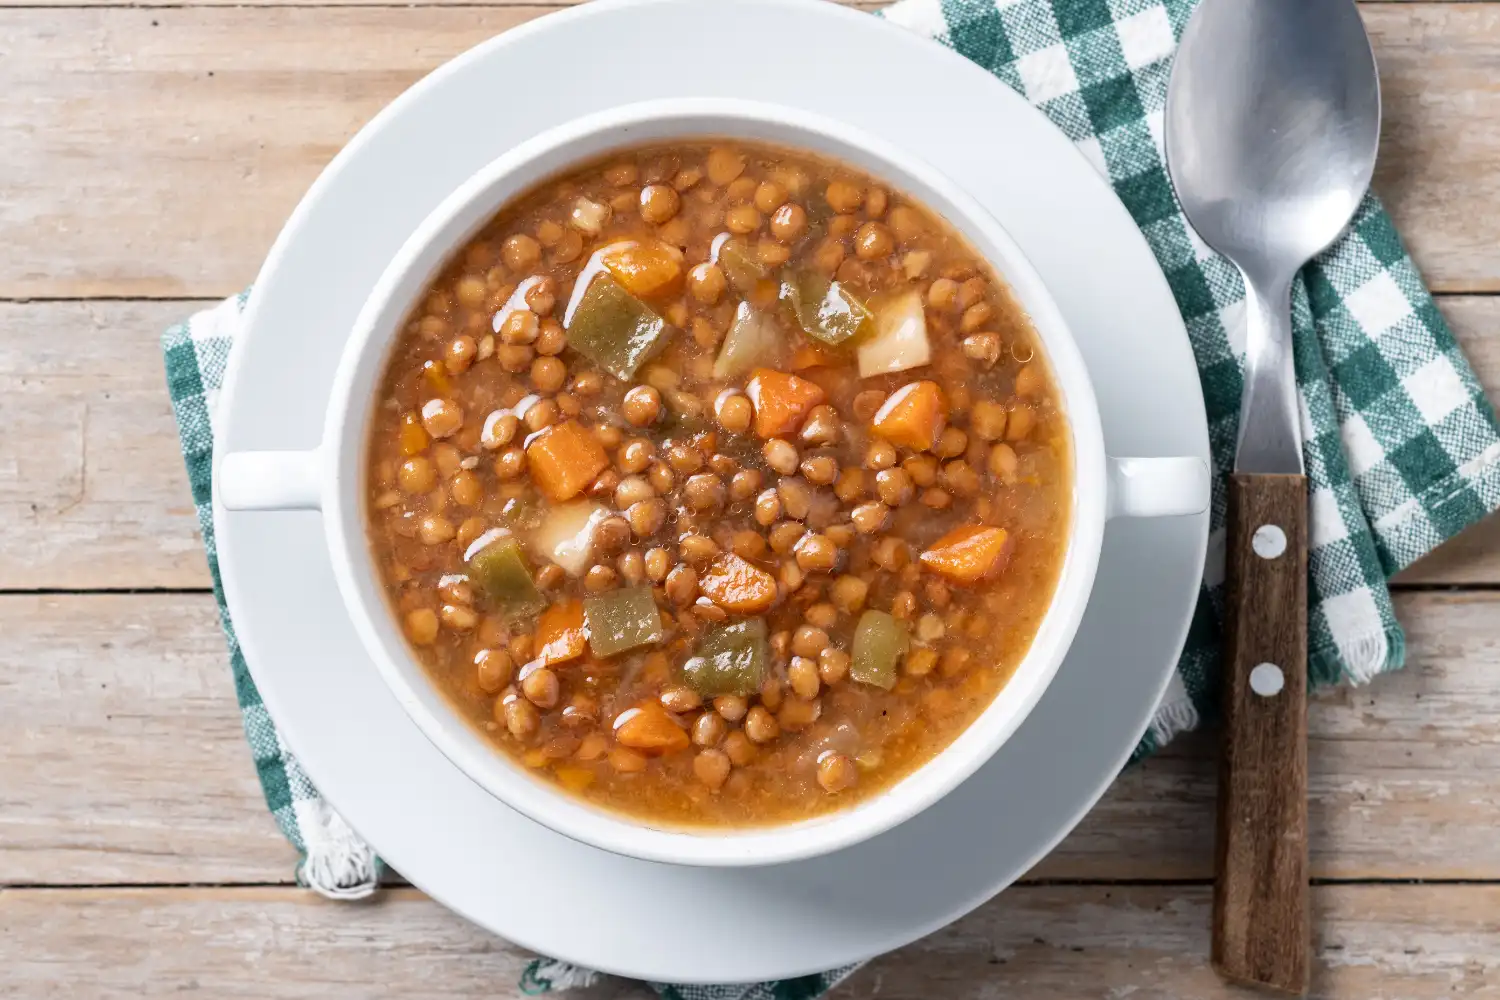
[698,553,779,613]
[525,421,608,502]
[872,380,947,452]
[614,700,691,755]
[789,343,840,371]
[599,240,684,299]
[745,368,826,438]
[534,599,587,666]
[919,526,1012,584]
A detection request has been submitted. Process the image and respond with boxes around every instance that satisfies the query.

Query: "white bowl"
[216,98,1208,867]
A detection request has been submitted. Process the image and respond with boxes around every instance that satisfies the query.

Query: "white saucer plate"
[215,0,1209,983]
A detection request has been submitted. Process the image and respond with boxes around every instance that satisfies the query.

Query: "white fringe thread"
[299,803,380,901]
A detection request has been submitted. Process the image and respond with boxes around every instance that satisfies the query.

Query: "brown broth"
[364,140,1070,827]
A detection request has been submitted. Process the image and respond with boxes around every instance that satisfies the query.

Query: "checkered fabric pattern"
[161,0,1500,994]
[163,295,380,900]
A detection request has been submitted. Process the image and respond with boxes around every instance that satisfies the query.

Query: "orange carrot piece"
[789,343,840,371]
[554,766,596,793]
[422,359,452,395]
[398,411,429,456]
[872,380,947,452]
[599,240,684,299]
[745,368,827,438]
[525,420,609,502]
[919,526,1012,584]
[698,553,779,613]
[534,599,587,665]
[613,700,691,754]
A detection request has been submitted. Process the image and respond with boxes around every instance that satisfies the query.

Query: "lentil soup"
[365,140,1070,827]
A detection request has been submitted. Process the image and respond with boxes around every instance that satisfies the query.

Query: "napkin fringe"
[1338,626,1401,686]
[1147,696,1200,748]
[297,803,380,901]
[521,959,601,993]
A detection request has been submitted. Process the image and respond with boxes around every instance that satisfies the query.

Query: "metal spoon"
[1165,0,1380,993]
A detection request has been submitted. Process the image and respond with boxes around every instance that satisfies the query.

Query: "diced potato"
[858,289,931,377]
[745,368,826,438]
[714,303,787,379]
[525,421,609,502]
[571,196,610,235]
[532,500,606,576]
[919,526,1012,584]
[872,380,947,451]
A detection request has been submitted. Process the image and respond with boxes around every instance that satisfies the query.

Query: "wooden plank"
[4,590,1500,885]
[2,293,1493,591]
[0,300,210,590]
[1369,3,1500,293]
[0,5,1499,297]
[840,884,1500,1000]
[1034,589,1500,881]
[0,884,1495,998]
[0,6,544,299]
[0,594,297,885]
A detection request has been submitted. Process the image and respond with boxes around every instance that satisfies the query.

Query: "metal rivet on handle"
[1252,524,1287,559]
[1249,662,1285,697]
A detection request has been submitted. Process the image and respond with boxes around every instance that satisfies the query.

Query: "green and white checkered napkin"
[162,0,1500,993]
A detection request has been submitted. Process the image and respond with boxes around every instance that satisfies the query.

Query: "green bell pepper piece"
[565,274,674,380]
[850,610,909,690]
[466,536,546,621]
[682,619,769,697]
[716,237,768,295]
[582,585,664,658]
[781,269,873,347]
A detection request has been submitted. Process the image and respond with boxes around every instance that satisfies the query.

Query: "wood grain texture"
[1,884,1497,999]
[1215,475,1310,994]
[0,300,210,590]
[4,284,1497,591]
[0,594,296,885]
[0,5,1497,297]
[3,589,1500,886]
[1368,3,1500,293]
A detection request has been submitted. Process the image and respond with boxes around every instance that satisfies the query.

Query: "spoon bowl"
[1165,0,1381,281]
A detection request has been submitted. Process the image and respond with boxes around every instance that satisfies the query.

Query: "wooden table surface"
[3,1,1500,996]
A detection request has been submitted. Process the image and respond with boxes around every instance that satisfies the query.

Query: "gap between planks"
[1,884,1497,1000]
[0,4,1499,296]
[5,590,1500,886]
[4,296,1497,590]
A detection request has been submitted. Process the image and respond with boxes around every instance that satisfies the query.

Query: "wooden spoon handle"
[1212,472,1310,995]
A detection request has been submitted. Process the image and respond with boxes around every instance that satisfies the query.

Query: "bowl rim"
[319,96,1108,867]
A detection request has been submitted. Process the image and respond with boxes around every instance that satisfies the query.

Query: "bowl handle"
[218,449,324,511]
[1107,456,1210,520]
